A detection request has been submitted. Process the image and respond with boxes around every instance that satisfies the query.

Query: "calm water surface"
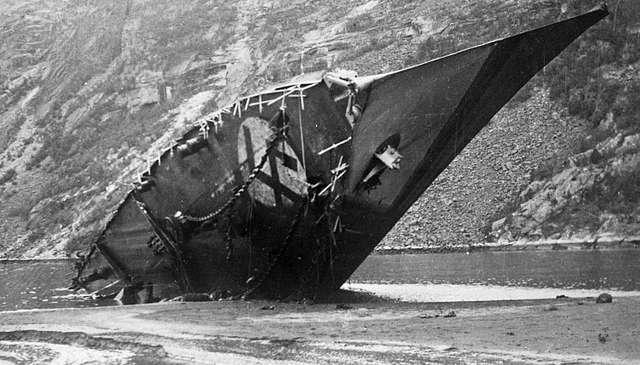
[0,260,113,311]
[1,249,639,310]
[350,249,640,290]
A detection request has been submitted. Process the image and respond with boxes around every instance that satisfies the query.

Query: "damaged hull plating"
[73,7,608,301]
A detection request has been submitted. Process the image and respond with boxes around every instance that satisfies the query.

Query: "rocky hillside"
[489,130,640,243]
[486,0,640,245]
[384,0,640,249]
[0,0,636,258]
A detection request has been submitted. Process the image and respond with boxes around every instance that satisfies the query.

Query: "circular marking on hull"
[237,117,307,207]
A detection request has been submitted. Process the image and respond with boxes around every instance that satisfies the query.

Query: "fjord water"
[350,250,640,290]
[345,249,640,302]
[0,260,102,311]
[1,249,640,310]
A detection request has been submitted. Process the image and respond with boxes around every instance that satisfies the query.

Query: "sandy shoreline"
[0,291,638,364]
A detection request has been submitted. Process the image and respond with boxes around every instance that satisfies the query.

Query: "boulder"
[596,133,624,159]
[125,86,160,109]
[616,133,640,156]
[569,149,603,167]
[595,293,613,304]
[491,217,506,232]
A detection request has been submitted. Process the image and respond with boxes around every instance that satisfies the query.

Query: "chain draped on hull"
[72,6,608,302]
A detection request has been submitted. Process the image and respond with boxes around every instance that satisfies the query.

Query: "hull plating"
[73,7,608,301]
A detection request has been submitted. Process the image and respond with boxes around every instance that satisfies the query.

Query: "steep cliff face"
[486,0,640,245]
[490,129,640,243]
[0,0,634,258]
[384,88,592,249]
[384,0,640,249]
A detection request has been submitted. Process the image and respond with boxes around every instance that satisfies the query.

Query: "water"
[1,249,639,310]
[0,260,111,311]
[350,250,640,290]
[346,249,640,302]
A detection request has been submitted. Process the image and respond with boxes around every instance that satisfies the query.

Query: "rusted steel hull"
[73,7,608,301]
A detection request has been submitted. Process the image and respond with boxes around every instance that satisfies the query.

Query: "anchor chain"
[224,208,234,261]
[178,125,289,223]
[242,197,308,299]
[146,235,166,255]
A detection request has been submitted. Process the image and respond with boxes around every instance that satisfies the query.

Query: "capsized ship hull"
[73,7,608,301]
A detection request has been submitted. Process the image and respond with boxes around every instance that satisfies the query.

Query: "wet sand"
[343,283,640,302]
[0,292,638,364]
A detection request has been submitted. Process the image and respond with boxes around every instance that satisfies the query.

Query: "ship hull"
[74,6,608,301]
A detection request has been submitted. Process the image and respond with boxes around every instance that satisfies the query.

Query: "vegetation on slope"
[0,0,636,257]
[486,0,640,242]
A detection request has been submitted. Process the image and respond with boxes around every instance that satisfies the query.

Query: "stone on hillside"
[64,106,89,133]
[531,201,554,223]
[551,167,577,186]
[498,163,607,240]
[596,132,624,159]
[554,167,601,201]
[40,156,56,172]
[491,217,506,232]
[569,149,602,167]
[116,70,165,111]
[598,214,620,232]
[590,148,604,164]
[597,112,615,131]
[616,133,640,156]
[518,180,545,201]
[7,75,27,92]
[125,86,160,110]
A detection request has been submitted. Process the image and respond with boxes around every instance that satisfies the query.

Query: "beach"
[0,291,638,364]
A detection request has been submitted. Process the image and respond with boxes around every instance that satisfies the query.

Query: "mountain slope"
[0,0,634,258]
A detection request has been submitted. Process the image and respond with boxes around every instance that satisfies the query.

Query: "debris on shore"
[596,293,613,303]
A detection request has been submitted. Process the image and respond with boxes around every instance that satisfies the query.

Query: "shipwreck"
[72,6,608,303]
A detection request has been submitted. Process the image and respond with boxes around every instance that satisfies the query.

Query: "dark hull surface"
[74,7,608,301]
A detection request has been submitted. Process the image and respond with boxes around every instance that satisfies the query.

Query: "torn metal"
[72,7,608,303]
